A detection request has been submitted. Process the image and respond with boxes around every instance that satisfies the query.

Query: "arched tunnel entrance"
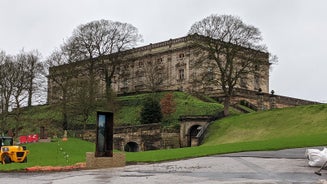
[124,142,140,152]
[188,125,202,147]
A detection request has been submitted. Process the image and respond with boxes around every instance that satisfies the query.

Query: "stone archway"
[179,115,214,147]
[188,125,202,147]
[124,142,140,152]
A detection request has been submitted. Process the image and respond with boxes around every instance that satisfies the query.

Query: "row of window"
[118,69,185,85]
[115,68,260,88]
[134,53,185,68]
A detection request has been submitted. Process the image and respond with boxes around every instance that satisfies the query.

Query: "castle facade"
[48,35,315,109]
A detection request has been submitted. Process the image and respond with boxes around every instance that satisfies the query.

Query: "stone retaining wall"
[213,88,319,110]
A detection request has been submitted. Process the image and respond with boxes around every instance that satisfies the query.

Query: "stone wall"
[113,123,162,151]
[114,124,181,151]
[214,88,319,110]
[161,131,180,149]
[86,152,125,169]
[82,123,184,151]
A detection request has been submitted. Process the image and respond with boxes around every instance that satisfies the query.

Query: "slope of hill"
[3,92,226,136]
[125,103,327,163]
[115,92,225,126]
[3,96,327,168]
[204,104,327,146]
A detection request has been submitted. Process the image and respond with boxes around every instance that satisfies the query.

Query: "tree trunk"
[27,84,33,107]
[62,112,68,131]
[223,96,231,116]
[62,88,68,131]
[89,66,95,106]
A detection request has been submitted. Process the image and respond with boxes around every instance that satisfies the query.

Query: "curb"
[25,162,86,172]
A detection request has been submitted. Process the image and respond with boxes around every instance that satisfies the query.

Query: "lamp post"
[269,90,276,109]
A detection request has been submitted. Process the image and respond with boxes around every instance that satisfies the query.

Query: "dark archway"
[188,125,202,147]
[124,142,139,152]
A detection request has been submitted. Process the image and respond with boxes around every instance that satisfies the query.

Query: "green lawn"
[2,101,327,171]
[126,133,327,162]
[204,104,327,145]
[0,138,94,171]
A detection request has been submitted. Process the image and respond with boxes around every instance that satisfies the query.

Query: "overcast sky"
[0,0,326,102]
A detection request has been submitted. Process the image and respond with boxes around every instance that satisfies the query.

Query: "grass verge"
[126,132,327,163]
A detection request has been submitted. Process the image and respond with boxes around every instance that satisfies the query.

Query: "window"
[139,61,144,68]
[179,69,185,80]
[156,57,163,64]
[179,53,185,59]
[240,77,247,88]
[207,67,214,81]
[123,78,128,87]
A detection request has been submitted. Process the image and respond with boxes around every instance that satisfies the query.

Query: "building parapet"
[116,35,191,56]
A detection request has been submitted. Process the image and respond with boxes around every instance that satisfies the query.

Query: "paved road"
[1,147,327,184]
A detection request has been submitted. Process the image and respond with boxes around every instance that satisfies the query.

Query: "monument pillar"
[86,111,125,169]
[95,111,113,157]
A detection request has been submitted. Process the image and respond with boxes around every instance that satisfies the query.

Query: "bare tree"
[188,14,274,116]
[0,50,45,134]
[46,48,78,130]
[24,50,44,107]
[0,55,16,113]
[12,53,29,108]
[0,52,29,134]
[143,59,166,92]
[10,53,30,135]
[0,51,12,133]
[0,50,7,114]
[65,20,142,101]
[57,19,142,128]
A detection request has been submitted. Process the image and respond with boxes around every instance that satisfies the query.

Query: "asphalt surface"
[1,147,327,184]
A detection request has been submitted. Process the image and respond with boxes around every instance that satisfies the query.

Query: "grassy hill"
[3,92,225,136]
[125,103,327,162]
[2,101,327,170]
[116,92,225,126]
[204,104,327,146]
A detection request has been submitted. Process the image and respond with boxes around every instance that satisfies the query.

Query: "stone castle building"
[48,34,318,151]
[110,35,269,95]
[48,34,316,109]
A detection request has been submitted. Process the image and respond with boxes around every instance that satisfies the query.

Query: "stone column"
[269,90,276,109]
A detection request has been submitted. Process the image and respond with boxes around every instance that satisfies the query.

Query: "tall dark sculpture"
[95,111,113,157]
